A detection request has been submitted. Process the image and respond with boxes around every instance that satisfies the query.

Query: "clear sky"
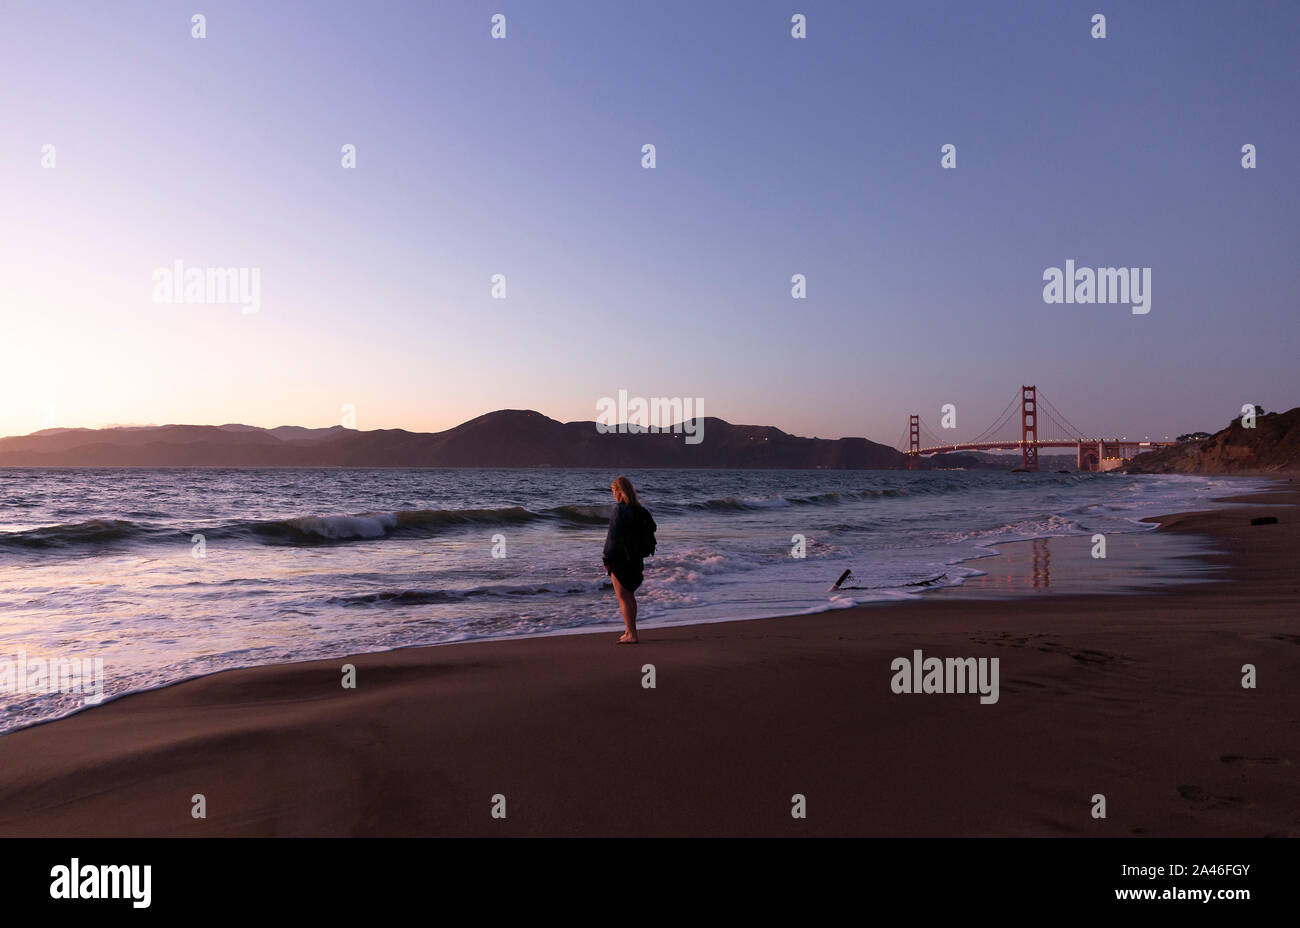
[2,0,1296,444]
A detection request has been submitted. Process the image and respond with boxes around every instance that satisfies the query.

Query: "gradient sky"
[2,0,1296,445]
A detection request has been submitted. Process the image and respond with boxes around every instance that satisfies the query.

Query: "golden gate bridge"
[897,385,1177,472]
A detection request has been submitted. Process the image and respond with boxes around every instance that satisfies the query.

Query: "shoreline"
[0,482,1295,836]
[0,476,1265,737]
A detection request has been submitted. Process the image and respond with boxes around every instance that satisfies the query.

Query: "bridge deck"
[916,440,1175,455]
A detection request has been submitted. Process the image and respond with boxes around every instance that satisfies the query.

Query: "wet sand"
[0,485,1295,836]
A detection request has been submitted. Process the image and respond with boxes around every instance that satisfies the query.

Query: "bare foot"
[618,633,639,644]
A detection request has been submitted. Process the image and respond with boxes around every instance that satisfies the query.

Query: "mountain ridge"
[0,410,912,469]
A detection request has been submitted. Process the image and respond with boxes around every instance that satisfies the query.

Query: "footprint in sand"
[1220,755,1289,767]
[1176,785,1245,809]
[1035,640,1126,665]
[970,633,1032,647]
[970,634,1126,666]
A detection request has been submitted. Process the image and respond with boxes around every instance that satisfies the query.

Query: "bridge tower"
[908,414,919,469]
[1020,385,1038,471]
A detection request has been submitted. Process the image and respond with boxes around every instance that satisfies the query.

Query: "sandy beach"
[0,484,1295,838]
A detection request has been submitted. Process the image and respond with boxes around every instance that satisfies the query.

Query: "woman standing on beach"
[603,476,656,644]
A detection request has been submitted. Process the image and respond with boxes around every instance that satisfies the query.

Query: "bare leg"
[611,573,638,643]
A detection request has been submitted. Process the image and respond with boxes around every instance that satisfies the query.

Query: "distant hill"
[0,411,912,469]
[1125,407,1300,474]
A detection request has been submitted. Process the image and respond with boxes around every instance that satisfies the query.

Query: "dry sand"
[0,486,1295,837]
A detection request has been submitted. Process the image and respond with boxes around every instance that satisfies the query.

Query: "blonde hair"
[611,475,640,507]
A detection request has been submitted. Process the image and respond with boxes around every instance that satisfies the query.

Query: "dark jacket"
[602,502,655,566]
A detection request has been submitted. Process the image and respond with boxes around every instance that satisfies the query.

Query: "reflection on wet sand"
[942,532,1224,598]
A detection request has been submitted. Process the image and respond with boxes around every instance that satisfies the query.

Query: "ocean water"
[0,468,1262,733]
